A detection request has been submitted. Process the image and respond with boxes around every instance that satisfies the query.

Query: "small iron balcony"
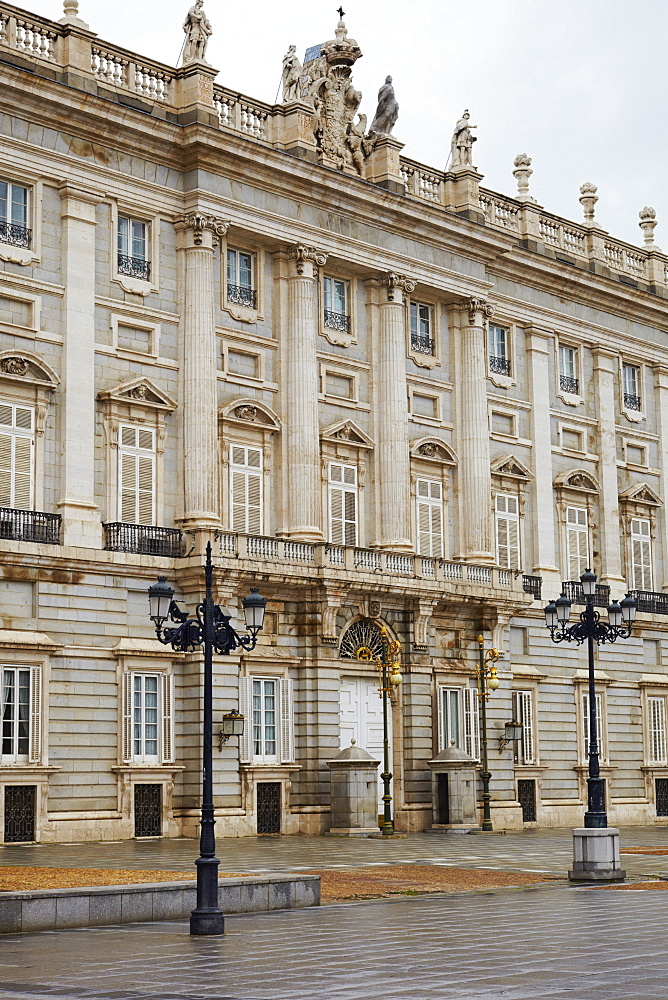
[627,590,668,615]
[522,575,542,600]
[489,355,510,376]
[324,309,351,334]
[0,221,32,249]
[411,334,435,355]
[103,523,183,557]
[117,254,151,281]
[227,283,257,309]
[624,392,641,411]
[0,507,61,544]
[560,374,579,394]
[562,580,610,607]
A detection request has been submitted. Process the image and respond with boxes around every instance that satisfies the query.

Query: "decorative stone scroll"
[181,213,229,245]
[288,244,328,275]
[467,296,494,324]
[381,271,416,302]
[234,404,257,421]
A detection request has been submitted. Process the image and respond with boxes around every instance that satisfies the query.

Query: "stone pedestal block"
[327,741,380,836]
[429,743,479,831]
[569,827,626,882]
[365,135,405,193]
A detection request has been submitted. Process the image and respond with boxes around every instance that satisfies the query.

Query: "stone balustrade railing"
[212,85,273,142]
[217,532,520,591]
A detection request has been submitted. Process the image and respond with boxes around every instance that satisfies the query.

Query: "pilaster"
[592,347,625,593]
[653,364,668,591]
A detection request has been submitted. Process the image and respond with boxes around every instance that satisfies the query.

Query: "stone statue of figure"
[182,0,212,64]
[450,109,477,168]
[369,75,399,135]
[281,45,303,103]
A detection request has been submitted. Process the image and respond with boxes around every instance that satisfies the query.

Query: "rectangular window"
[118,425,155,526]
[323,277,350,333]
[118,216,150,280]
[0,402,34,510]
[252,678,277,761]
[512,690,535,765]
[410,301,434,355]
[2,666,30,761]
[328,463,357,546]
[0,180,30,249]
[582,691,604,761]
[623,364,641,411]
[133,674,159,762]
[648,696,667,766]
[495,493,520,570]
[488,324,510,375]
[559,345,578,394]
[227,249,256,308]
[565,506,589,580]
[230,444,263,535]
[439,687,479,759]
[238,675,294,765]
[416,478,443,558]
[631,517,652,590]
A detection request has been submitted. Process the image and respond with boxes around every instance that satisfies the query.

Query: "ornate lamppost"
[373,626,402,836]
[148,541,266,935]
[476,636,502,832]
[544,568,636,881]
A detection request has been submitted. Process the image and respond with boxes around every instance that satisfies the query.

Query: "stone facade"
[1,1,668,843]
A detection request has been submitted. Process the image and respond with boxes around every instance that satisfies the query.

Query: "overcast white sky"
[18,0,668,247]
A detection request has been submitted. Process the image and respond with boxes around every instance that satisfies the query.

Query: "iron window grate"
[4,785,36,842]
[0,221,31,249]
[411,334,435,355]
[118,254,151,281]
[560,374,579,394]
[489,355,510,375]
[227,283,257,308]
[134,784,162,837]
[324,309,351,334]
[624,392,641,411]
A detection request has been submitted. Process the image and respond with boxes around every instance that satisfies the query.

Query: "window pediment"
[321,419,374,449]
[554,469,599,493]
[411,437,457,465]
[0,352,59,389]
[491,454,532,480]
[220,398,281,431]
[619,482,661,507]
[98,377,176,411]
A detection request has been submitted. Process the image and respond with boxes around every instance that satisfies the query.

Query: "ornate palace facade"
[1,0,668,842]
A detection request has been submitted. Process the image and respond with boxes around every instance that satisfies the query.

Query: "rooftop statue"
[182,0,212,65]
[281,45,303,103]
[370,76,399,136]
[450,110,477,169]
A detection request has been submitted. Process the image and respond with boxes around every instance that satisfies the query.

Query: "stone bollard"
[428,741,480,832]
[569,827,626,882]
[326,740,380,837]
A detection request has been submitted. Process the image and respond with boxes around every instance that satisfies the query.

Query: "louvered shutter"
[517,690,534,764]
[631,518,652,590]
[161,673,174,764]
[648,697,667,765]
[566,507,589,579]
[238,676,252,763]
[118,426,155,525]
[437,686,446,752]
[137,456,154,526]
[417,479,443,557]
[121,671,133,763]
[464,688,480,760]
[279,677,295,763]
[0,403,34,509]
[29,664,41,763]
[495,494,520,569]
[583,692,604,761]
[329,463,357,545]
[0,429,12,507]
[230,445,263,534]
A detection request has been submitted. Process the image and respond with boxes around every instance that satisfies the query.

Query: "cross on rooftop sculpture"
[337,7,345,18]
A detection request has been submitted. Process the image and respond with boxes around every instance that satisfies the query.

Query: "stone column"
[525,326,560,592]
[653,364,668,589]
[592,348,624,592]
[58,183,102,547]
[376,272,413,551]
[175,213,228,532]
[284,244,327,541]
[457,297,494,563]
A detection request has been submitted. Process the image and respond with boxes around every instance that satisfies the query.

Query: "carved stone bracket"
[181,213,229,245]
[289,244,328,275]
[381,271,416,302]
[467,296,494,324]
[413,600,437,651]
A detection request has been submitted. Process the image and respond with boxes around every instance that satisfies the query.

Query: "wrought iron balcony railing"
[627,590,668,615]
[559,374,579,394]
[489,355,510,376]
[227,283,257,309]
[522,575,542,600]
[0,507,61,544]
[117,254,151,281]
[410,334,435,355]
[0,221,32,249]
[103,522,183,557]
[324,309,351,334]
[562,580,610,607]
[624,392,641,411]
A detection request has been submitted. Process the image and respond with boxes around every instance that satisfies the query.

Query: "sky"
[17,0,668,248]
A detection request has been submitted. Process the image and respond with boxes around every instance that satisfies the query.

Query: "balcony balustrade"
[623,392,641,411]
[103,523,183,557]
[0,221,31,248]
[627,590,668,615]
[324,310,351,334]
[489,355,510,376]
[117,254,150,281]
[562,580,610,608]
[410,334,435,356]
[227,283,257,309]
[0,507,60,544]
[523,575,542,600]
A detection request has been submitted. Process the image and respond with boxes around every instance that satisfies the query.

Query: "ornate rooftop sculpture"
[281,45,303,103]
[579,182,598,226]
[182,0,212,65]
[450,110,477,169]
[639,206,660,249]
[513,153,535,203]
[369,76,399,136]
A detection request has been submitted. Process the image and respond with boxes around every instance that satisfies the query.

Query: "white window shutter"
[122,671,133,763]
[230,446,263,535]
[631,519,652,590]
[119,425,155,525]
[583,692,604,761]
[518,690,534,764]
[0,403,34,509]
[437,686,445,752]
[464,688,480,760]
[279,677,295,763]
[495,494,520,569]
[417,479,443,557]
[29,664,41,763]
[13,435,33,510]
[0,431,11,506]
[648,697,667,765]
[566,507,589,579]
[161,673,174,764]
[238,676,252,763]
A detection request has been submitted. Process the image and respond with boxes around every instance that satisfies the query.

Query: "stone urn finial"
[639,206,659,249]
[60,0,88,26]
[579,182,598,226]
[512,153,535,203]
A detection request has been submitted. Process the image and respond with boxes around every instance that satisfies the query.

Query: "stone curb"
[0,873,321,933]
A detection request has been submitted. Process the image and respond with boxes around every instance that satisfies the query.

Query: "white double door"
[339,675,392,811]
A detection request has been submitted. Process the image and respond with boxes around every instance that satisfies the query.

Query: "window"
[328,463,357,546]
[565,506,589,579]
[416,479,443,557]
[559,345,578,394]
[582,691,604,761]
[229,445,263,535]
[323,277,350,334]
[495,494,520,570]
[488,324,510,375]
[2,667,29,761]
[227,249,256,309]
[512,690,535,765]
[0,180,30,248]
[623,364,641,411]
[630,517,652,590]
[239,675,294,765]
[0,402,34,510]
[122,671,173,765]
[119,426,155,526]
[410,302,434,355]
[438,687,479,760]
[648,696,667,766]
[118,216,150,281]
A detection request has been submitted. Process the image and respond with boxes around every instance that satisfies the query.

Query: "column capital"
[176,213,229,246]
[381,271,416,302]
[464,296,494,325]
[288,244,328,275]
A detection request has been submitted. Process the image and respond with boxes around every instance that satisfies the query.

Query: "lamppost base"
[568,826,626,883]
[190,910,225,936]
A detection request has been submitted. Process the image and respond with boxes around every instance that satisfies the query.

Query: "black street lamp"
[372,626,402,836]
[543,568,636,829]
[148,541,266,936]
[476,636,502,832]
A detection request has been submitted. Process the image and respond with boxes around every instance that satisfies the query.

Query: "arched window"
[339,618,384,660]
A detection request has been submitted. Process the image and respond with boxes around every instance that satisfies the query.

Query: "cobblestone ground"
[2,885,668,999]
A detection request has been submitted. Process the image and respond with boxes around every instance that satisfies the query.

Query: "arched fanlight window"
[339,618,384,660]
